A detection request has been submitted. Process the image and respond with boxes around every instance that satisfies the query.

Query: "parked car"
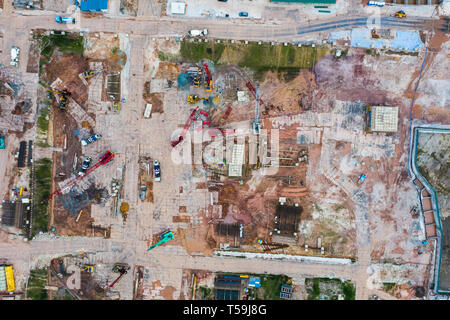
[56,16,76,24]
[238,12,248,17]
[10,46,19,67]
[79,157,92,175]
[81,133,102,146]
[154,160,161,182]
[218,0,228,2]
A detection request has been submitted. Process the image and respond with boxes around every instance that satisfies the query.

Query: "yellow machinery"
[46,87,70,110]
[394,10,407,18]
[5,265,15,292]
[83,69,104,80]
[187,94,208,103]
[193,75,200,87]
[205,80,212,92]
[80,265,94,273]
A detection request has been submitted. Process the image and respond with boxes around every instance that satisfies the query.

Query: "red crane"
[170,106,199,148]
[108,264,130,288]
[203,64,212,92]
[246,81,264,105]
[43,150,115,202]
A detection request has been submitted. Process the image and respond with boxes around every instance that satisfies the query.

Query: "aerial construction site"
[0,0,449,303]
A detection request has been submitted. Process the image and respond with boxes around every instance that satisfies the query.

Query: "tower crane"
[43,150,115,202]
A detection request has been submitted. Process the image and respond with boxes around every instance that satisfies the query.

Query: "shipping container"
[5,265,15,292]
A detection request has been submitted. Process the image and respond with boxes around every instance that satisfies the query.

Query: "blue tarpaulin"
[80,0,108,11]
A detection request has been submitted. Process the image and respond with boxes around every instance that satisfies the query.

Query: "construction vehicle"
[187,95,208,104]
[46,87,70,110]
[56,16,76,24]
[193,74,200,87]
[109,264,130,288]
[358,173,366,185]
[80,265,94,273]
[147,231,174,251]
[203,64,212,92]
[170,106,199,148]
[394,10,407,18]
[44,150,114,201]
[83,69,104,80]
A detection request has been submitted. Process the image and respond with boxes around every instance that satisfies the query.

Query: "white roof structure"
[171,2,186,15]
[228,144,244,177]
[369,106,398,133]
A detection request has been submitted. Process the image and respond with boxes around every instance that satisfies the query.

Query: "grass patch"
[306,278,355,300]
[180,41,225,64]
[37,33,84,59]
[260,274,289,300]
[197,286,213,300]
[178,41,329,80]
[342,280,356,300]
[383,282,396,292]
[26,268,49,300]
[34,32,84,73]
[31,158,52,237]
[37,103,50,134]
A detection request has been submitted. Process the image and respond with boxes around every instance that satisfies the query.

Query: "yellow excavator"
[187,94,208,103]
[83,69,104,80]
[46,87,70,110]
[394,10,407,19]
[193,74,200,87]
[80,265,94,273]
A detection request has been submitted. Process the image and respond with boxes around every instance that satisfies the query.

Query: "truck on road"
[56,16,76,24]
[188,29,208,37]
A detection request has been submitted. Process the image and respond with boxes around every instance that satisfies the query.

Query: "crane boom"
[245,81,264,105]
[147,231,175,251]
[44,150,114,202]
[170,107,199,147]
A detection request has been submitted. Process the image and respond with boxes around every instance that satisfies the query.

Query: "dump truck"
[56,16,76,24]
[188,29,208,37]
